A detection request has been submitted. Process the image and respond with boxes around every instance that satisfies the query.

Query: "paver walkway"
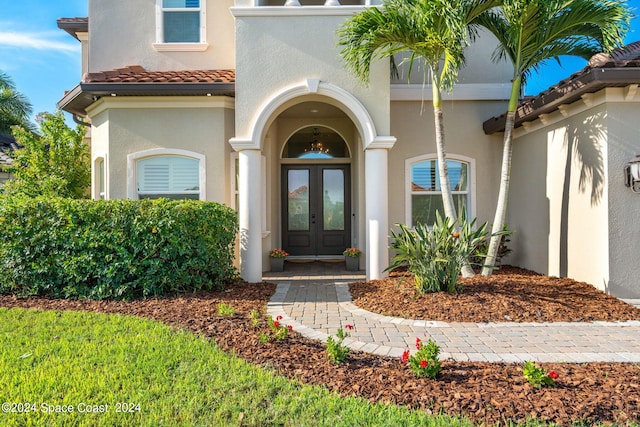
[264,262,640,363]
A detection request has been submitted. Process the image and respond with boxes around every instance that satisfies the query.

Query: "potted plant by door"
[343,247,362,271]
[269,248,289,272]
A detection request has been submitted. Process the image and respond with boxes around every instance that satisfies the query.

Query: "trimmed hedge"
[0,198,238,299]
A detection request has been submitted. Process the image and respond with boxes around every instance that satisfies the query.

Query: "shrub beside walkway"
[264,263,640,363]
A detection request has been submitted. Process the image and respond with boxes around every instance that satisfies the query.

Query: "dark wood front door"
[282,165,351,256]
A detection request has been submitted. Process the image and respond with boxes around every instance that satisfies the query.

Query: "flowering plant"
[269,248,289,259]
[523,361,559,388]
[401,337,442,379]
[254,313,293,343]
[327,324,354,364]
[343,247,362,257]
[268,315,291,341]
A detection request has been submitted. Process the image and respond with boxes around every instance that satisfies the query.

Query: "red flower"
[548,370,559,380]
[287,325,293,331]
[401,349,410,364]
[452,232,460,239]
[419,360,428,368]
[415,337,422,350]
[345,324,354,330]
[276,315,283,321]
[273,321,280,328]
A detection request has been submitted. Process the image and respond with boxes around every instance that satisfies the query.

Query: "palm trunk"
[482,77,521,276]
[432,93,456,220]
[433,83,475,278]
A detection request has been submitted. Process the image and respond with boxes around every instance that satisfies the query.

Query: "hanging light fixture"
[305,127,330,155]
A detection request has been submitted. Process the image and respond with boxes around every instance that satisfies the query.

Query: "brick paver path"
[264,263,640,363]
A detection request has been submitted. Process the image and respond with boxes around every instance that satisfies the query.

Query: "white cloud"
[0,31,79,54]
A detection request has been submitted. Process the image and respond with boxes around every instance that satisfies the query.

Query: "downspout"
[73,114,90,127]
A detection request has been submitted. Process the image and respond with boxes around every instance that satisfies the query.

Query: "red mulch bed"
[1,268,639,426]
[349,266,640,323]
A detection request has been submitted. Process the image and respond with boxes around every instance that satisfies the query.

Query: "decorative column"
[364,137,395,280]
[238,149,262,283]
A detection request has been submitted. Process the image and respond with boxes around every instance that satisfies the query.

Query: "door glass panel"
[287,170,310,231]
[323,169,345,231]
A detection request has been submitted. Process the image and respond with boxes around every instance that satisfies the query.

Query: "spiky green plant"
[387,211,489,293]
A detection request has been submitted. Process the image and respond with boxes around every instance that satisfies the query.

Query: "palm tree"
[339,0,499,277]
[477,0,631,276]
[0,71,33,137]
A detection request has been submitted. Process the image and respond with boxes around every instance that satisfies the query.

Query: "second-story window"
[158,0,205,44]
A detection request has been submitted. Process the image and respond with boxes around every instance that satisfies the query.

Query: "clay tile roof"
[57,17,89,25]
[59,66,236,116]
[83,66,235,84]
[588,40,640,68]
[483,41,640,134]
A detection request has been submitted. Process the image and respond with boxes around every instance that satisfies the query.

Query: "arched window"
[128,149,205,200]
[94,156,106,200]
[406,155,474,226]
[282,126,350,159]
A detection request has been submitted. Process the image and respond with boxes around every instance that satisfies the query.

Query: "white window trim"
[128,149,206,200]
[405,153,476,226]
[153,0,208,51]
[93,153,108,200]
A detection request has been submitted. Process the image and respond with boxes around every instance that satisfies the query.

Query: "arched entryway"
[229,79,396,282]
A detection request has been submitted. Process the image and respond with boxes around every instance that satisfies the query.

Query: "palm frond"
[476,0,630,81]
[338,0,495,92]
[0,71,33,135]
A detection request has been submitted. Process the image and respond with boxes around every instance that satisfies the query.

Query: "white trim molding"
[127,148,206,200]
[231,6,369,17]
[86,96,234,117]
[152,42,209,52]
[391,83,512,101]
[230,79,396,151]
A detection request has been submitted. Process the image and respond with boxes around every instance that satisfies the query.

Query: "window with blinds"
[409,159,470,226]
[161,0,201,43]
[136,156,200,200]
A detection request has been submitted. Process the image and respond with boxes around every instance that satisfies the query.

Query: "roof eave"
[57,82,236,117]
[483,67,640,134]
[56,18,88,41]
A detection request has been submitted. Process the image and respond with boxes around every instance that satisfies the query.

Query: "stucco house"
[57,1,640,298]
[0,135,19,186]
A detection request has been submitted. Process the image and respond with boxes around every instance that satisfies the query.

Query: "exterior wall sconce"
[624,155,640,193]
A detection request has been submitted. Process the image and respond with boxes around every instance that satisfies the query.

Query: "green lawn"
[0,307,478,427]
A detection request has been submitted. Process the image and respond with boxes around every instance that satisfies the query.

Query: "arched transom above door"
[282,125,350,159]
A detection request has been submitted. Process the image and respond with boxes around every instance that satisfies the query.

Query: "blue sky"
[0,0,639,124]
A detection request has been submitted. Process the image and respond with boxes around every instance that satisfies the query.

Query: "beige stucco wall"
[506,86,640,297]
[606,101,640,298]
[86,97,235,204]
[389,100,506,228]
[391,28,513,86]
[233,10,391,141]
[510,105,610,290]
[88,0,236,72]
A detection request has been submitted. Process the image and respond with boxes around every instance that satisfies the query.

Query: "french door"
[281,164,351,256]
